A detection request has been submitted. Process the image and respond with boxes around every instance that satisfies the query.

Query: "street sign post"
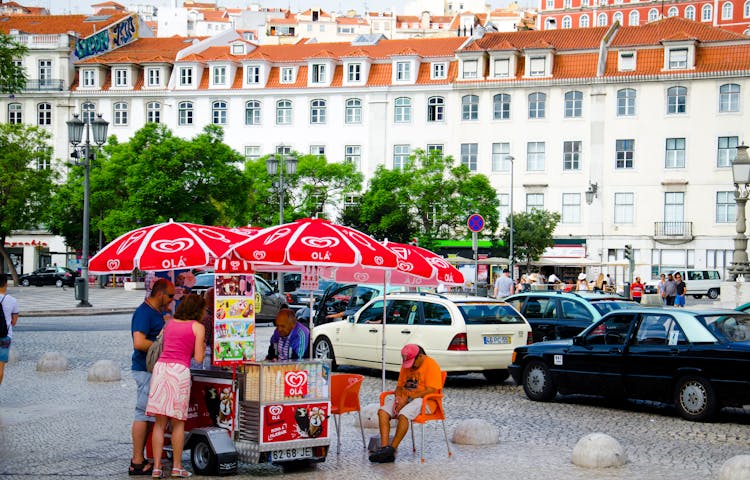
[468,214,484,295]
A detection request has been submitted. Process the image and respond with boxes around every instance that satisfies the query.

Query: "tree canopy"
[0,33,27,94]
[500,209,561,268]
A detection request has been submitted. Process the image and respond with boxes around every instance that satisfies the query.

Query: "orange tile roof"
[364,63,392,86]
[553,52,599,78]
[336,17,368,25]
[265,65,309,88]
[184,2,217,8]
[610,17,745,47]
[269,15,296,25]
[77,37,199,64]
[341,48,371,58]
[368,11,393,17]
[92,1,125,7]
[306,49,337,59]
[298,8,332,19]
[202,10,229,22]
[397,16,420,23]
[465,26,608,52]
[0,13,131,36]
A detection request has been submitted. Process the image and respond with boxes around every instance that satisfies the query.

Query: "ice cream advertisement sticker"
[284,370,309,397]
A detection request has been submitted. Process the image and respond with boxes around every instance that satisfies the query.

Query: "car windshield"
[698,313,750,342]
[590,300,638,315]
[457,303,526,325]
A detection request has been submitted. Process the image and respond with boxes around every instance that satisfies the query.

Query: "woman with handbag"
[146,294,206,478]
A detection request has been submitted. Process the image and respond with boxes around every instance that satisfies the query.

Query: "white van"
[645,269,722,299]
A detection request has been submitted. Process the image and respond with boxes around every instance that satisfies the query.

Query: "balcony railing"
[654,221,693,240]
[24,79,65,91]
[13,33,70,49]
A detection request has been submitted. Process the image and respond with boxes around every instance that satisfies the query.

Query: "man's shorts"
[380,395,430,421]
[133,370,155,422]
[675,295,686,306]
[0,337,10,362]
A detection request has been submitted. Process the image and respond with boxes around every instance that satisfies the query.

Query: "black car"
[284,280,343,309]
[19,266,78,287]
[269,273,302,294]
[509,307,750,421]
[191,273,286,323]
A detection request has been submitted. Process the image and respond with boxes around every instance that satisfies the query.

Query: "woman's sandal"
[151,468,163,479]
[129,460,153,476]
[171,468,193,478]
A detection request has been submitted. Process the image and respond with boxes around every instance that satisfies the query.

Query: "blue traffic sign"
[467,214,485,232]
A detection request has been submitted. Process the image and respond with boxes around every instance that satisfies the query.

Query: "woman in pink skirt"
[146,294,206,478]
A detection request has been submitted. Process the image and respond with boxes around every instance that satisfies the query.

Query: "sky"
[24,0,530,16]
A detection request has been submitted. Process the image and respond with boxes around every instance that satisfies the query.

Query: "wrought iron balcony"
[654,221,693,242]
[24,79,64,91]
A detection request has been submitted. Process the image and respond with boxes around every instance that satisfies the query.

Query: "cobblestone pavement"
[1,290,748,480]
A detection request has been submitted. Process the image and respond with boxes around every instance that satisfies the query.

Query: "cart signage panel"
[186,375,238,432]
[284,370,309,397]
[213,260,256,366]
[262,402,329,443]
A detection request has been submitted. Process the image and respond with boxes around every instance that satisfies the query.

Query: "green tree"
[0,123,56,282]
[244,153,363,226]
[0,33,27,93]
[500,209,561,269]
[47,124,250,250]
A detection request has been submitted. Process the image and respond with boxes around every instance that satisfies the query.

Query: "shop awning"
[531,257,600,266]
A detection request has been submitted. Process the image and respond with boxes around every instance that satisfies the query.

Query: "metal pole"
[79,125,92,307]
[730,187,750,280]
[472,231,478,295]
[508,156,515,281]
[277,155,285,296]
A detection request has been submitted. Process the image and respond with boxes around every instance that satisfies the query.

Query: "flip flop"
[171,467,192,478]
[129,460,153,476]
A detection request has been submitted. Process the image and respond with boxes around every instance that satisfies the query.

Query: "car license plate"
[483,334,511,345]
[270,447,313,461]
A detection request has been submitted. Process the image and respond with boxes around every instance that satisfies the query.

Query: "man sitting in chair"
[369,344,442,463]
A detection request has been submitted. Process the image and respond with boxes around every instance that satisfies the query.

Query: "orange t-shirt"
[397,355,442,393]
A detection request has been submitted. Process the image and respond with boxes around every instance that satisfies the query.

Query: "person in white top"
[0,272,20,386]
[493,269,515,298]
[575,272,589,291]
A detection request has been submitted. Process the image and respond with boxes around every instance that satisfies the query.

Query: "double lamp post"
[266,153,297,294]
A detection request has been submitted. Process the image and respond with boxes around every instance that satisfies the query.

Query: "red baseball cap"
[401,344,420,368]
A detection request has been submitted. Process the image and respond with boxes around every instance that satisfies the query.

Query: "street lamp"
[266,152,297,293]
[506,155,515,281]
[729,144,750,281]
[67,112,108,307]
[585,181,598,205]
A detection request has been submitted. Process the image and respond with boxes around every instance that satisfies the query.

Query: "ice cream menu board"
[213,273,256,364]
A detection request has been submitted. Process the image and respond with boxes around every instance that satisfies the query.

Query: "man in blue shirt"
[129,279,174,476]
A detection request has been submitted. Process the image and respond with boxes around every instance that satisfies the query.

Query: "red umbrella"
[89,220,255,274]
[386,241,465,286]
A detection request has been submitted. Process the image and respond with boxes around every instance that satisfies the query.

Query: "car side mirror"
[347,315,355,323]
[572,336,585,346]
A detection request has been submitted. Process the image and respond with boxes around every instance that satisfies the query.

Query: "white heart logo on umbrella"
[354,272,370,282]
[253,250,266,260]
[399,261,414,272]
[106,259,120,270]
[268,405,283,416]
[285,370,308,388]
[152,238,195,253]
[374,255,384,265]
[301,236,340,249]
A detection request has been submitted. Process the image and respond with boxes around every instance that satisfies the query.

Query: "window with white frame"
[82,69,96,87]
[665,137,686,168]
[667,86,687,114]
[462,95,479,120]
[617,88,636,116]
[668,6,678,17]
[564,90,582,117]
[231,44,245,55]
[614,12,623,23]
[664,192,684,225]
[345,98,362,124]
[648,8,659,21]
[147,68,160,87]
[702,4,712,21]
[491,142,511,171]
[494,58,510,77]
[113,102,128,125]
[562,193,581,223]
[527,141,545,171]
[345,145,361,170]
[745,0,750,17]
[718,136,738,167]
[526,193,544,212]
[8,103,21,124]
[562,16,572,28]
[564,0,572,7]
[146,101,161,123]
[276,145,292,155]
[668,48,688,69]
[82,102,95,123]
[616,139,635,168]
[310,99,326,124]
[244,145,261,161]
[427,144,444,158]
[614,192,634,223]
[563,141,581,170]
[36,147,51,170]
[276,99,292,124]
[493,93,511,119]
[280,67,294,83]
[528,92,546,119]
[37,102,51,126]
[628,10,639,25]
[393,144,410,170]
[598,12,607,25]
[716,191,736,223]
[213,66,226,85]
[394,97,412,123]
[529,57,546,76]
[546,0,554,8]
[580,14,590,27]
[432,62,447,79]
[113,68,128,87]
[179,67,192,86]
[498,193,510,224]
[461,143,478,171]
[246,65,260,84]
[178,101,193,125]
[347,63,361,82]
[312,64,327,83]
[719,83,740,112]
[245,100,261,125]
[722,1,733,19]
[396,61,411,81]
[462,59,478,79]
[685,5,696,19]
[581,0,589,6]
[427,96,445,122]
[212,100,227,124]
[310,145,325,156]
[38,59,51,84]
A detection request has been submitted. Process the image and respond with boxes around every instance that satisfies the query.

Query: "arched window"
[702,4,713,21]
[722,1,733,19]
[580,14,590,27]
[597,12,607,26]
[245,100,261,125]
[345,98,362,124]
[37,102,51,126]
[113,102,128,125]
[427,96,445,122]
[493,93,511,120]
[629,10,639,25]
[528,92,546,119]
[178,101,193,125]
[562,16,572,28]
[310,98,326,124]
[685,5,696,19]
[146,102,161,123]
[666,86,687,114]
[668,7,679,17]
[745,0,750,17]
[394,97,412,122]
[613,11,623,24]
[648,8,659,22]
[7,102,21,124]
[276,99,292,124]
[462,94,479,120]
[616,88,636,116]
[212,100,227,125]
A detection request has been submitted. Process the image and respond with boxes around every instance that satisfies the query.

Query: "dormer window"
[668,48,688,69]
[147,68,161,87]
[246,65,260,84]
[494,58,510,77]
[213,66,227,85]
[312,64,327,83]
[280,67,295,84]
[529,57,546,77]
[231,44,245,55]
[396,61,411,81]
[348,63,362,82]
[114,68,128,87]
[462,59,478,79]
[618,51,635,71]
[180,67,193,86]
[431,62,447,79]
[82,69,96,87]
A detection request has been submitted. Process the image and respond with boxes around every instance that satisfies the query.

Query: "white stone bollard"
[87,360,121,382]
[36,351,69,372]
[719,455,750,480]
[571,432,627,468]
[8,345,19,364]
[452,418,499,445]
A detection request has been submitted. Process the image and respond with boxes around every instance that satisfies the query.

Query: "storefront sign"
[262,402,329,443]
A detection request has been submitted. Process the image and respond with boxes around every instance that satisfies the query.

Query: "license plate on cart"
[483,334,511,345]
[271,447,313,461]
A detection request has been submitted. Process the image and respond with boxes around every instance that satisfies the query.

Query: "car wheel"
[21,279,30,287]
[190,437,218,476]
[692,295,702,299]
[483,369,509,384]
[707,289,720,300]
[55,279,63,288]
[674,376,716,422]
[312,336,337,370]
[522,360,557,402]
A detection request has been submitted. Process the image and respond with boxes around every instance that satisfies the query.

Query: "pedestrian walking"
[493,269,514,298]
[674,273,687,307]
[630,277,644,303]
[656,274,667,304]
[664,274,677,306]
[0,273,20,386]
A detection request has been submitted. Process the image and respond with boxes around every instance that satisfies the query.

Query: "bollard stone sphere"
[571,432,627,468]
[8,345,19,364]
[719,455,750,480]
[36,351,69,372]
[452,418,499,445]
[87,360,121,382]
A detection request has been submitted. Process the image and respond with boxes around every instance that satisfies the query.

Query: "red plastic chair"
[330,373,366,454]
[379,370,451,462]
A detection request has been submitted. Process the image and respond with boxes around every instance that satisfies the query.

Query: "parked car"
[312,292,532,383]
[19,266,78,287]
[295,283,406,326]
[191,273,286,323]
[285,280,344,309]
[269,273,301,293]
[644,269,722,299]
[504,291,638,343]
[509,307,750,421]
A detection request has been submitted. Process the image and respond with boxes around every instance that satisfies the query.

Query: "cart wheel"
[191,437,219,476]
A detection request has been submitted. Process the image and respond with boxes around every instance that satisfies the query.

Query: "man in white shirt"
[0,272,20,386]
[493,269,514,299]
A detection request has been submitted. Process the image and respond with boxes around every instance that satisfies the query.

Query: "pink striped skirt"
[145,362,191,420]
